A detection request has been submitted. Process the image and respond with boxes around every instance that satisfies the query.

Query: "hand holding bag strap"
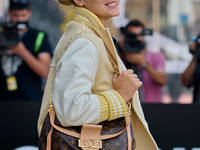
[106,48,133,150]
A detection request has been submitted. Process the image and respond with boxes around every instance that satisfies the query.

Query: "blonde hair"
[70,0,77,6]
[58,0,74,6]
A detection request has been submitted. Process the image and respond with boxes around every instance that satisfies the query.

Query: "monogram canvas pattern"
[39,112,135,150]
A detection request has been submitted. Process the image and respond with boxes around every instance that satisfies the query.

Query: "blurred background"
[1,0,200,150]
[2,0,197,104]
[1,0,199,104]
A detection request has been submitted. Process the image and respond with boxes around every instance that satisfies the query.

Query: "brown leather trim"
[48,106,131,146]
[126,116,132,150]
[49,107,80,138]
[46,125,53,150]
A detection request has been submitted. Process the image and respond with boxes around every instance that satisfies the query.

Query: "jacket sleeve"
[52,38,127,127]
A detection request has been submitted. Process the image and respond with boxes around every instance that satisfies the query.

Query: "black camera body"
[123,29,153,53]
[0,22,28,49]
[195,35,200,58]
[192,34,200,103]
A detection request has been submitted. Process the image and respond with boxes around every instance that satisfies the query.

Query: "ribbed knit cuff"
[95,94,109,123]
[96,90,127,123]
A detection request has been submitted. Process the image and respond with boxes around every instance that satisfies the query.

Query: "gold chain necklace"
[106,51,119,76]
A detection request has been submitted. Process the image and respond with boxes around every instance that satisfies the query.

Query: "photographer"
[0,0,52,101]
[118,20,166,103]
[181,35,200,103]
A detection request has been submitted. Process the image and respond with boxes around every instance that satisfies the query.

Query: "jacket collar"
[74,6,105,30]
[73,6,121,73]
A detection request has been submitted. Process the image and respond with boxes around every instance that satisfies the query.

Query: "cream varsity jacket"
[38,6,158,150]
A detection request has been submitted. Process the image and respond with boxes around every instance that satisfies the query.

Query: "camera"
[118,28,153,75]
[0,21,28,49]
[122,28,153,53]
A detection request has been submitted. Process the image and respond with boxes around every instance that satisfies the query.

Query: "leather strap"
[80,124,102,150]
[46,125,53,150]
[49,107,80,138]
[49,107,130,140]
[126,116,132,150]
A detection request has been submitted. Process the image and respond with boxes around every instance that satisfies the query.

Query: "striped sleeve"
[95,90,127,123]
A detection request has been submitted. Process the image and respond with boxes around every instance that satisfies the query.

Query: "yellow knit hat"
[58,0,74,6]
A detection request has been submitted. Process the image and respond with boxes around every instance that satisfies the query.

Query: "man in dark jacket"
[182,35,200,103]
[0,0,52,101]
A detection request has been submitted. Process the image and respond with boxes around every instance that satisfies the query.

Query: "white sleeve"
[52,38,100,126]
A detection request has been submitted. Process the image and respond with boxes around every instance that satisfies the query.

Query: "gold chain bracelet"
[126,101,131,115]
[48,94,53,111]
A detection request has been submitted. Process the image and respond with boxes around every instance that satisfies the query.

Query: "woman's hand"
[112,69,142,102]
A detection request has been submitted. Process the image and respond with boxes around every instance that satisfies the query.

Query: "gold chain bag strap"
[38,50,134,150]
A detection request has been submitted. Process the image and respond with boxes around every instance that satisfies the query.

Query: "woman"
[38,0,158,149]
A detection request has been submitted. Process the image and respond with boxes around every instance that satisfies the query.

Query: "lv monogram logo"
[79,139,102,148]
[85,139,96,147]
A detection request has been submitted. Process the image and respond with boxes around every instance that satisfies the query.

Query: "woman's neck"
[73,6,106,29]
